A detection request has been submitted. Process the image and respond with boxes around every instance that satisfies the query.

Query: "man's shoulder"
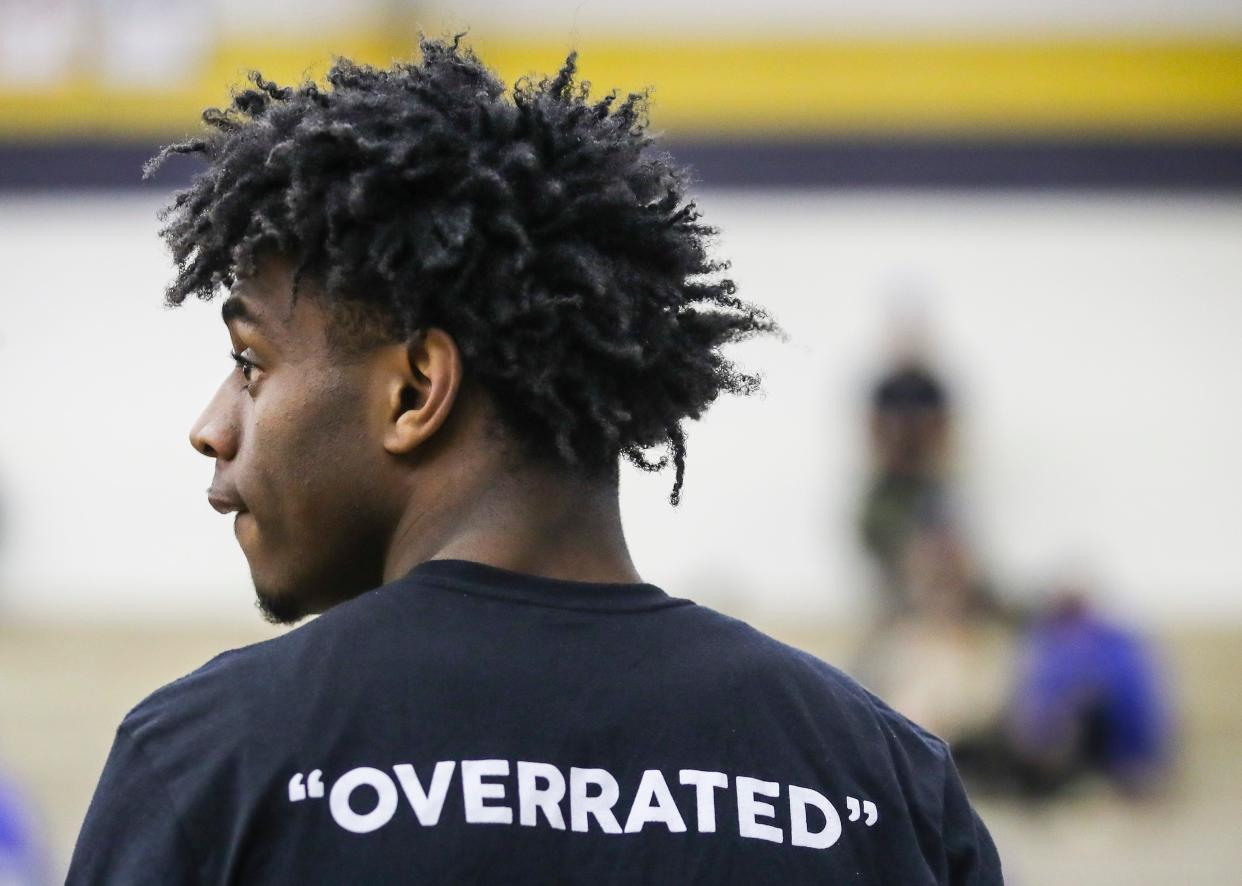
[674,604,953,764]
[120,587,387,742]
[119,635,278,746]
[119,611,340,754]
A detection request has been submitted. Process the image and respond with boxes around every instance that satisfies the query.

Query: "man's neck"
[381,458,640,586]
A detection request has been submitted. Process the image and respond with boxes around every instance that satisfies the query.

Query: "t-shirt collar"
[401,558,689,614]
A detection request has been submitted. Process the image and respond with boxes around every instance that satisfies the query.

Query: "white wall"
[1,191,1239,624]
[419,0,1242,36]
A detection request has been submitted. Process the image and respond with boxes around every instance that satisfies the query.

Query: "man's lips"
[207,488,248,515]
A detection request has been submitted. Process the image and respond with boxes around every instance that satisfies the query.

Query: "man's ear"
[382,328,463,456]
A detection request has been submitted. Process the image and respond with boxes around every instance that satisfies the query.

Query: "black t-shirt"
[68,559,1002,884]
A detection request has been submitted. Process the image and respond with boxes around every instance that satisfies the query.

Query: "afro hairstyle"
[147,36,777,504]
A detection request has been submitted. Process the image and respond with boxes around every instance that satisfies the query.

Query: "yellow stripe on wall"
[482,38,1242,136]
[2,36,1241,139]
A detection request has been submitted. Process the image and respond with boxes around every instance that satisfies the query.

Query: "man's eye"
[229,349,258,383]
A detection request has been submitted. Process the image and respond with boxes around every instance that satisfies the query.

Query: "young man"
[68,39,1001,884]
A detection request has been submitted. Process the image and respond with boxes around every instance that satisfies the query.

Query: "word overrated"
[288,760,880,849]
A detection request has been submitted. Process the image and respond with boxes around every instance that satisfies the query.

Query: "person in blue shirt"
[1008,591,1172,796]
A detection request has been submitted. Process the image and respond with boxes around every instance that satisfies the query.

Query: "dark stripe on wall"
[677,137,1242,191]
[2,137,1242,192]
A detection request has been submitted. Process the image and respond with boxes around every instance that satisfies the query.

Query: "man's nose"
[189,380,240,460]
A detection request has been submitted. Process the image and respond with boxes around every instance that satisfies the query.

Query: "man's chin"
[254,588,312,625]
[248,558,383,625]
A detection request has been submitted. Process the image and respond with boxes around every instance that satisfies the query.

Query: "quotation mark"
[289,770,325,802]
[846,796,878,826]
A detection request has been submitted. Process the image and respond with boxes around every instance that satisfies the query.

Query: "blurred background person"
[1004,578,1174,799]
[852,314,1174,802]
[858,310,957,615]
[0,773,46,886]
[852,307,1012,734]
[862,524,1013,744]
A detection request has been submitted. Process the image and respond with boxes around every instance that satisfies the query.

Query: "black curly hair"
[147,36,776,504]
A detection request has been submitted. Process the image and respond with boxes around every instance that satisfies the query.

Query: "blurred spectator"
[860,524,1016,751]
[0,772,45,885]
[857,328,957,615]
[852,301,1177,807]
[852,311,1013,727]
[1003,588,1174,798]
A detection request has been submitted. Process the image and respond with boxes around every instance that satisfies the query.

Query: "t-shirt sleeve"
[940,751,1004,885]
[66,726,203,886]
